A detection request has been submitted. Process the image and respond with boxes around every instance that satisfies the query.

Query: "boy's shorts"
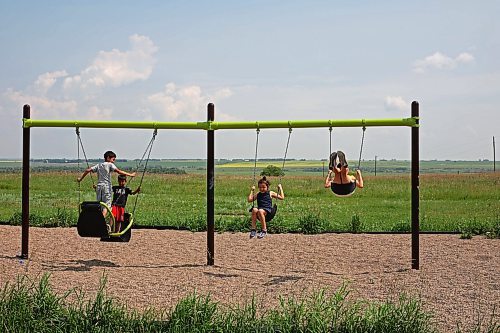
[112,205,125,222]
[96,185,112,208]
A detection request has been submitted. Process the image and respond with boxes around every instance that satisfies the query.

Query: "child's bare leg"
[258,209,267,231]
[115,221,121,233]
[251,208,258,229]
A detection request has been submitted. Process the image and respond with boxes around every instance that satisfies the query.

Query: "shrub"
[183,215,206,232]
[218,216,247,232]
[44,209,75,227]
[298,212,327,234]
[260,165,284,177]
[350,214,363,233]
[391,220,411,232]
[8,212,44,226]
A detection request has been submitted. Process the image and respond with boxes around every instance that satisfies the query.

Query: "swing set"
[19,102,421,269]
[249,127,292,222]
[327,126,366,197]
[75,128,157,242]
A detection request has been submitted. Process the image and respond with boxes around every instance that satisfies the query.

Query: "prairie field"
[0,169,498,235]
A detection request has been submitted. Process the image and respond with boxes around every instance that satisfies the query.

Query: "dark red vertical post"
[411,101,419,270]
[21,104,31,259]
[207,103,215,265]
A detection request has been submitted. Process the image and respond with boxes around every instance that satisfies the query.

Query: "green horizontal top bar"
[23,117,418,130]
[209,118,417,129]
[23,119,206,130]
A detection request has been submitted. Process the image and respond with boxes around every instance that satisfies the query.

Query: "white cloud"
[413,51,475,73]
[146,83,232,120]
[87,106,113,120]
[4,89,78,119]
[64,34,158,90]
[34,70,68,95]
[384,96,408,112]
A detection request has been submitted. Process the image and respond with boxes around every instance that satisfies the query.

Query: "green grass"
[0,171,499,235]
[0,274,453,333]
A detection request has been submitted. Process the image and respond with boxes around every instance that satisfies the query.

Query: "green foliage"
[167,292,218,331]
[217,216,248,233]
[183,215,206,232]
[485,217,500,239]
[8,209,76,227]
[145,166,187,174]
[298,212,328,234]
[391,220,411,232]
[260,164,284,177]
[267,215,294,234]
[350,214,363,233]
[0,274,444,333]
[458,218,493,239]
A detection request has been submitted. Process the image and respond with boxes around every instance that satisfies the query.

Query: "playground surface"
[0,225,498,332]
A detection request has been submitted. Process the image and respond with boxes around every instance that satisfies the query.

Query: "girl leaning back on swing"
[247,176,285,239]
[324,151,364,197]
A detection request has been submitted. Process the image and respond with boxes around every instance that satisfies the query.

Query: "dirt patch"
[0,225,498,332]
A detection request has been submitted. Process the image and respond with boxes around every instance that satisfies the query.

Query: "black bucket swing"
[249,127,292,222]
[76,128,157,242]
[328,126,366,198]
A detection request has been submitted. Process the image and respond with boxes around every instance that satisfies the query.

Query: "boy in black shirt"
[111,174,140,232]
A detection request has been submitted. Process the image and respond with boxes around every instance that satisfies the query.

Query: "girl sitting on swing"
[324,151,364,197]
[247,176,284,239]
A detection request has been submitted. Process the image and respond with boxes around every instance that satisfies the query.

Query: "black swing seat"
[249,203,277,222]
[77,201,109,238]
[266,204,277,222]
[77,201,132,242]
[100,212,132,243]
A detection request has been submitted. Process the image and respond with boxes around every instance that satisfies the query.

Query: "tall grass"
[0,274,456,333]
[1,172,499,235]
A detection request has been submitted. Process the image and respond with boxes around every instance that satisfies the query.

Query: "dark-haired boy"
[111,174,140,232]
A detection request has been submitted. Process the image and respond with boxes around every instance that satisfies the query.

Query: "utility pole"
[374,155,377,176]
[494,136,496,172]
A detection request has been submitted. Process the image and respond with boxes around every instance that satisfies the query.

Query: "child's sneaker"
[337,150,348,167]
[328,152,337,170]
[249,229,257,238]
[257,230,267,239]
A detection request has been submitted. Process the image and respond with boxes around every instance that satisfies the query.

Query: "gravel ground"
[0,225,498,332]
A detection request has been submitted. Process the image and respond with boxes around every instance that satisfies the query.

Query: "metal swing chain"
[77,128,81,213]
[132,129,158,216]
[75,128,95,186]
[279,128,293,188]
[329,126,333,156]
[251,128,260,208]
[357,126,366,170]
[76,128,95,214]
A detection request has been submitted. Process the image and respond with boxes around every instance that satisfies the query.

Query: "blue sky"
[1,1,498,160]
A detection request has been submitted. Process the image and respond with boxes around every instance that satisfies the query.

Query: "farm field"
[0,158,496,175]
[0,169,498,235]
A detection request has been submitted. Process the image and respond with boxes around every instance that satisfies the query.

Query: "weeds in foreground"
[0,273,445,333]
[298,212,328,234]
[350,214,363,233]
